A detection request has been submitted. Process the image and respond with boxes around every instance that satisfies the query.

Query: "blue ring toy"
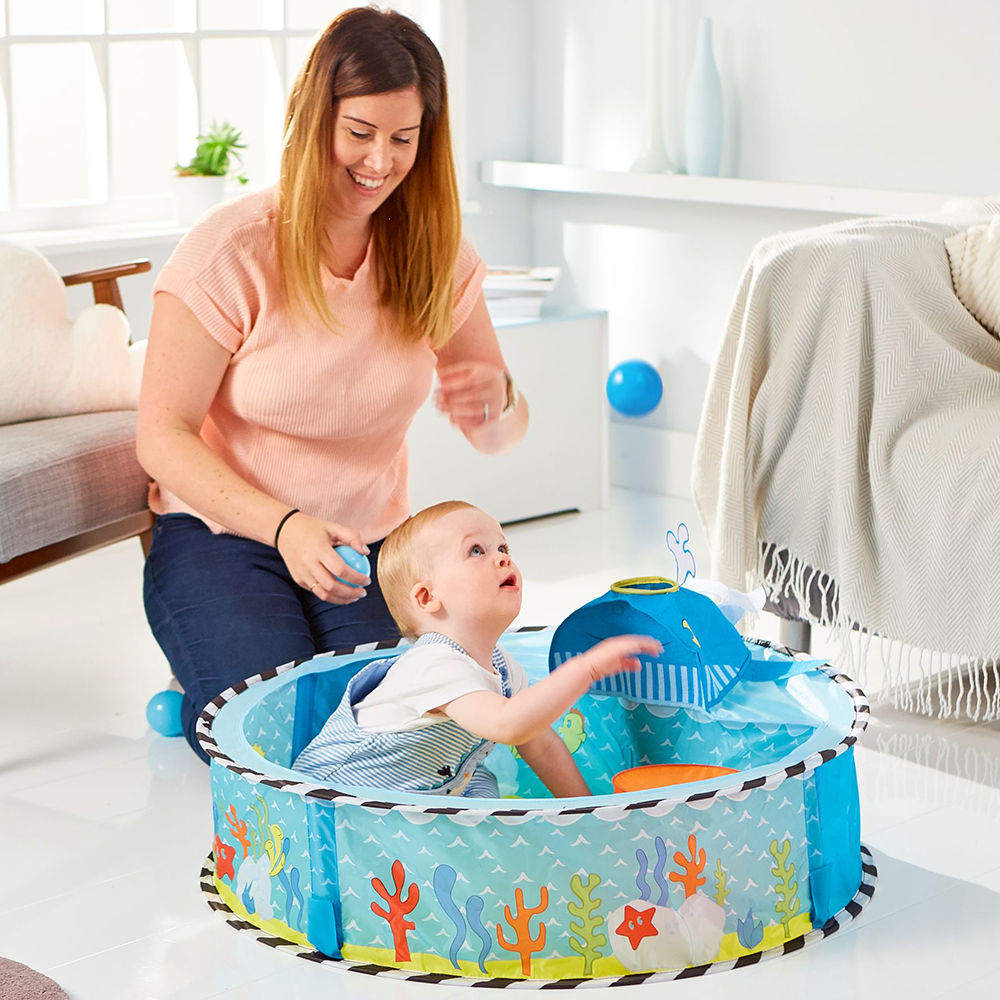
[334,544,370,586]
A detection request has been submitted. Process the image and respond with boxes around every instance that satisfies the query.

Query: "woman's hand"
[433,293,528,455]
[435,360,508,430]
[274,511,371,604]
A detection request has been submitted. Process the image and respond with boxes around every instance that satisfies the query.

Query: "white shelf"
[480,159,960,217]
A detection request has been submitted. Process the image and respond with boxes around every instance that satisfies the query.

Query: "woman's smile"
[346,168,386,191]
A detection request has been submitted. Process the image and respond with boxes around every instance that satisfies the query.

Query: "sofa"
[693,206,1000,720]
[0,248,152,584]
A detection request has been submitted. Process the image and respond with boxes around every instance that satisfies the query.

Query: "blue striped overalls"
[292,633,512,797]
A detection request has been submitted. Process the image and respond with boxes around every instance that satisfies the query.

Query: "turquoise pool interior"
[213,629,854,807]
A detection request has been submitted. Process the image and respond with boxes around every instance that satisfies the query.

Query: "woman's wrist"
[273,508,301,549]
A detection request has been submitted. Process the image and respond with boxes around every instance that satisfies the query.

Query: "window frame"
[0,0,459,236]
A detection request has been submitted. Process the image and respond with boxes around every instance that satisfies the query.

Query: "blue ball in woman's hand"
[334,544,371,586]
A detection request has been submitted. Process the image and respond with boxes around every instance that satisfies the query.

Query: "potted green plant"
[173,120,249,225]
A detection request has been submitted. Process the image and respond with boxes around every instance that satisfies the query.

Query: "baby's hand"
[571,635,662,683]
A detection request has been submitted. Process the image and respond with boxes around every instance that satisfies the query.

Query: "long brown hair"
[276,6,461,348]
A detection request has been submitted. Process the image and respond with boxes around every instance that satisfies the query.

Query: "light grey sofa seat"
[0,411,151,576]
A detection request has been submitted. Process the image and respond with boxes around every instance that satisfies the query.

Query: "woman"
[137,7,528,761]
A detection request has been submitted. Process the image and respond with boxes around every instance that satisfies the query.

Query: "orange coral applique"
[497,886,549,976]
[214,835,236,881]
[669,833,707,897]
[371,859,419,963]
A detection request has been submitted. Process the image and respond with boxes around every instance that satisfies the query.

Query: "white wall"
[464,0,1000,447]
[459,0,534,264]
[31,1,1000,464]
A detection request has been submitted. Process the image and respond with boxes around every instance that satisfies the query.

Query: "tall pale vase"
[631,0,676,172]
[684,17,723,176]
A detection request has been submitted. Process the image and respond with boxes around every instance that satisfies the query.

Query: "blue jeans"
[143,513,398,762]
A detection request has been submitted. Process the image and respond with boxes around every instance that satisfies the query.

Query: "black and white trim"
[199,845,877,987]
[196,632,869,818]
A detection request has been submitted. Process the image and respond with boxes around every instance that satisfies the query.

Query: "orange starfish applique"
[616,904,659,950]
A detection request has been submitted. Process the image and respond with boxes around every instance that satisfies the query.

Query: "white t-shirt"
[353,643,527,733]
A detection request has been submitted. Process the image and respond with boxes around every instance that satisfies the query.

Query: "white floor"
[2,488,999,999]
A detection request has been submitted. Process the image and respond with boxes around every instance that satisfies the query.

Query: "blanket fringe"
[757,542,1000,723]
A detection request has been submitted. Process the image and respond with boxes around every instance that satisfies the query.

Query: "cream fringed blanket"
[692,216,1000,719]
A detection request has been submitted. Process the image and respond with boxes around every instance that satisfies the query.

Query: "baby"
[293,500,661,797]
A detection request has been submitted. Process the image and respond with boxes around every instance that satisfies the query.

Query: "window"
[0,0,455,234]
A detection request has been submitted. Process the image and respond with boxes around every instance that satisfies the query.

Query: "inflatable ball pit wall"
[197,627,875,985]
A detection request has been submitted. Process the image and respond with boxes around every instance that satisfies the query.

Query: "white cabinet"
[407,311,609,524]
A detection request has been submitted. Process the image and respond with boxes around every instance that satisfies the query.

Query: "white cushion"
[0,242,146,425]
[944,215,1000,337]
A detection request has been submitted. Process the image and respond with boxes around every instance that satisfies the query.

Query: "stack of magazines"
[483,266,560,320]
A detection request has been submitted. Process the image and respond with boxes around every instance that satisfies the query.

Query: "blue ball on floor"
[334,544,370,587]
[606,359,663,417]
[146,689,184,737]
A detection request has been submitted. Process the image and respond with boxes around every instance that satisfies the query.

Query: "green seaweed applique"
[768,838,800,937]
[713,858,730,908]
[567,872,607,975]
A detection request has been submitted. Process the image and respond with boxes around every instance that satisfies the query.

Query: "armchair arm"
[61,258,152,311]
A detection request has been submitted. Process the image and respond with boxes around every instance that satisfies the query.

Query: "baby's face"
[420,508,522,629]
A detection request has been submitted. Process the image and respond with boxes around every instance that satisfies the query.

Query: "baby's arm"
[516,727,590,798]
[442,634,661,747]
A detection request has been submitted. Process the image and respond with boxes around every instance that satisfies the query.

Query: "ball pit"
[196,627,874,985]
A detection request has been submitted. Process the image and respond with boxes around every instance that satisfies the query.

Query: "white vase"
[172,174,227,226]
[631,0,677,173]
[684,17,723,177]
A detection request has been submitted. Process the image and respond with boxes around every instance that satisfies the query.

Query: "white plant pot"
[173,174,227,226]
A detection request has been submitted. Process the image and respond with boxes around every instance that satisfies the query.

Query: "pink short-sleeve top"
[149,187,486,542]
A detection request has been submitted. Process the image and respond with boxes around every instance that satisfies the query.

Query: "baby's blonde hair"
[378,500,476,639]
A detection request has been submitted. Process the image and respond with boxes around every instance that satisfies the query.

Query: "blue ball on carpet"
[606,360,663,417]
[334,544,371,587]
[145,689,184,737]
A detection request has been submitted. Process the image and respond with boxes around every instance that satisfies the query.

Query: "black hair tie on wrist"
[273,508,301,548]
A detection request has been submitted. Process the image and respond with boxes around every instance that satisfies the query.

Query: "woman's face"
[329,86,424,222]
